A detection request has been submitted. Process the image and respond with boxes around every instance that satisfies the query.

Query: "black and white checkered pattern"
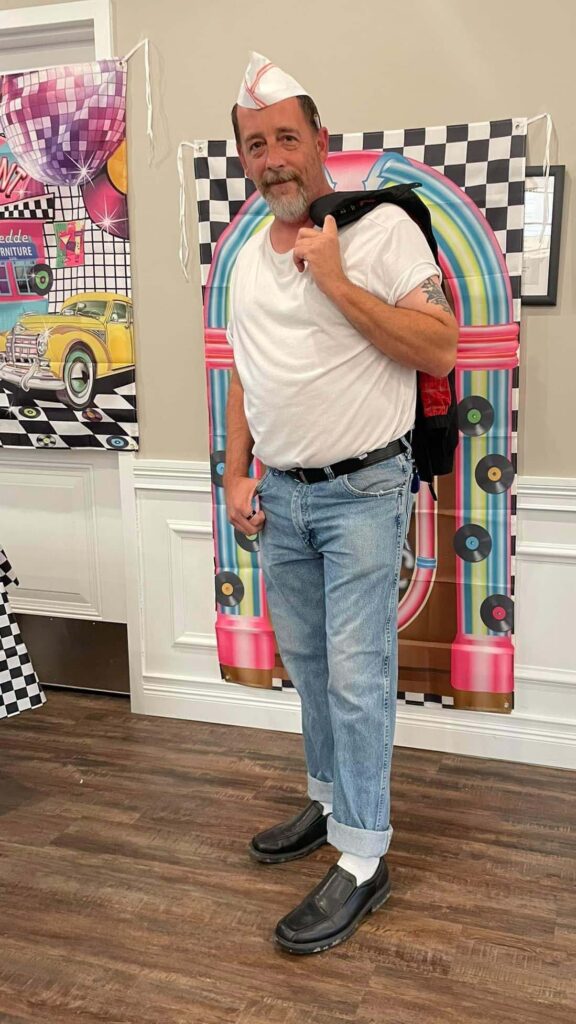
[0,380,138,450]
[45,184,131,312]
[0,548,18,588]
[271,677,455,706]
[193,140,256,287]
[0,195,55,220]
[0,548,45,721]
[271,676,292,690]
[194,118,526,319]
[397,691,455,709]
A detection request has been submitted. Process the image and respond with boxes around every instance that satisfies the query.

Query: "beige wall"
[1,0,575,476]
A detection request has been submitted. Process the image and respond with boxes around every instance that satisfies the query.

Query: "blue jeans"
[256,442,414,857]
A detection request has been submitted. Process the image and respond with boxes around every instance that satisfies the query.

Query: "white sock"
[337,852,380,885]
[320,801,333,816]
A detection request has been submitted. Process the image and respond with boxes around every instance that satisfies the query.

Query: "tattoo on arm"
[421,276,452,315]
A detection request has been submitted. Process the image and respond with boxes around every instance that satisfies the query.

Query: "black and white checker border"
[193,117,527,321]
[0,548,45,721]
[0,195,55,220]
[0,548,18,588]
[397,691,455,709]
[272,676,454,707]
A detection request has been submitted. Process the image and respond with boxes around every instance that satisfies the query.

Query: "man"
[224,52,458,955]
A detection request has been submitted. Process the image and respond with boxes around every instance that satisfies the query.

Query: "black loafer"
[275,858,391,954]
[249,800,328,863]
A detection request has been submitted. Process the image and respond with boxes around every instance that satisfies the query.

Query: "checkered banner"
[0,547,45,721]
[0,60,137,451]
[0,195,55,220]
[193,117,526,714]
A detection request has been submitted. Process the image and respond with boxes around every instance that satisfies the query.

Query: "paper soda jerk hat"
[237,51,310,109]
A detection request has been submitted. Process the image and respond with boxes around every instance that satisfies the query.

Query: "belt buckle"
[298,469,308,484]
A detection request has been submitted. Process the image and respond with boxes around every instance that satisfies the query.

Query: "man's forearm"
[224,375,254,481]
[325,277,458,377]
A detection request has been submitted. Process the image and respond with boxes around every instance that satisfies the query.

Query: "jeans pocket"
[341,454,410,498]
[255,467,272,494]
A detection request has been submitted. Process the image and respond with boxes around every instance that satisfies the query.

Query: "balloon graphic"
[107,140,128,194]
[0,62,126,186]
[82,148,129,239]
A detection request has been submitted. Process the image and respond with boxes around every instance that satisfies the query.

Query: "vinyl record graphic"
[475,454,515,494]
[30,263,54,296]
[458,395,494,436]
[36,434,57,447]
[82,408,103,422]
[215,570,244,607]
[210,450,226,487]
[480,594,514,633]
[235,528,260,553]
[106,435,130,449]
[453,523,492,562]
[20,406,40,418]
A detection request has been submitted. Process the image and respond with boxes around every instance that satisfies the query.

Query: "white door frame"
[0,0,113,64]
[0,0,126,629]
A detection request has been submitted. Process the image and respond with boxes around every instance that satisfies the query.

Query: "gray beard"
[263,182,310,222]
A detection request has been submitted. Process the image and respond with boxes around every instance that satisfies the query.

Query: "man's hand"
[293,214,346,296]
[224,475,266,535]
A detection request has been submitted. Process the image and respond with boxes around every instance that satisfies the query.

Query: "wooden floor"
[1,690,575,1024]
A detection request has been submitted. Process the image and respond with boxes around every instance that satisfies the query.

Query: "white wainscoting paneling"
[167,519,218,650]
[120,458,576,769]
[0,449,126,621]
[120,458,218,713]
[515,477,576,684]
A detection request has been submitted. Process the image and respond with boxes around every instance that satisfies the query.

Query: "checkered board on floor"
[193,117,526,320]
[0,183,137,450]
[0,548,46,721]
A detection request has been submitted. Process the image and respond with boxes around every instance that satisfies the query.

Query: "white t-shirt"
[226,203,441,470]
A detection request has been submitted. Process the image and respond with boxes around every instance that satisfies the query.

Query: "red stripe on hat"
[244,78,267,108]
[245,62,274,108]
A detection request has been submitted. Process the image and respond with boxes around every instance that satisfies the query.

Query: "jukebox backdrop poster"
[0,61,137,451]
[194,118,527,714]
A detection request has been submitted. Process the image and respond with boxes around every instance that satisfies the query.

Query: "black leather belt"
[285,436,408,485]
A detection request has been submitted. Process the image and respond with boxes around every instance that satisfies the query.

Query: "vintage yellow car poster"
[0,61,137,450]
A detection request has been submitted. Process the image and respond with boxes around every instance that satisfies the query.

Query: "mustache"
[261,169,303,188]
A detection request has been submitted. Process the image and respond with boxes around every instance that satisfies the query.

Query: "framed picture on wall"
[521,164,565,305]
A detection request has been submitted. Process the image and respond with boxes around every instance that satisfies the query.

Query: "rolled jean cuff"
[328,816,394,857]
[307,773,333,803]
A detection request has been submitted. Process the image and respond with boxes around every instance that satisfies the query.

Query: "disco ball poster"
[0,60,137,451]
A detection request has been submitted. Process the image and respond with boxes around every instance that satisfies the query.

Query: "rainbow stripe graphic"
[205,205,271,330]
[359,152,514,327]
[209,367,267,619]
